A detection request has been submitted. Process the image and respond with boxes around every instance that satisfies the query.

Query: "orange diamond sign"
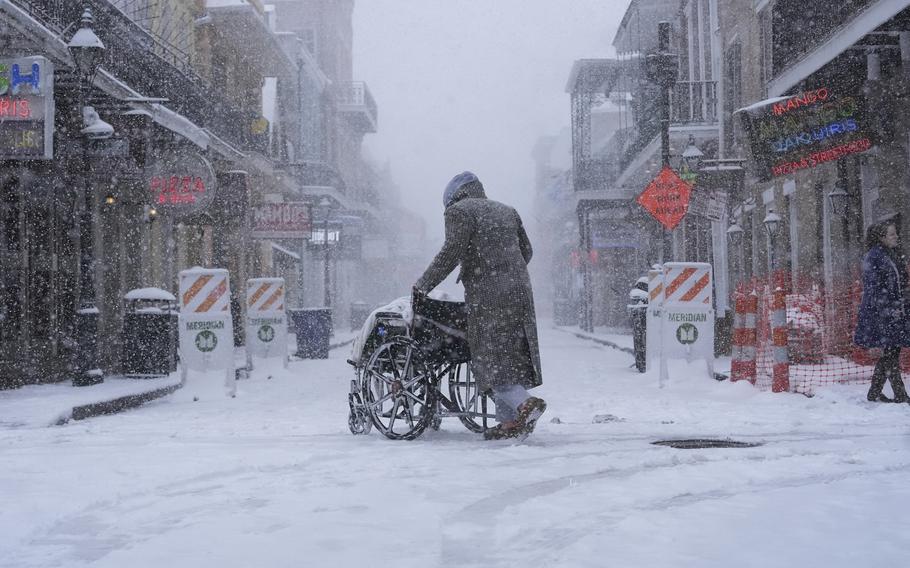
[636,166,692,230]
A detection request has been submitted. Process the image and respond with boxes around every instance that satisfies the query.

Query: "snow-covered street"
[3,326,909,568]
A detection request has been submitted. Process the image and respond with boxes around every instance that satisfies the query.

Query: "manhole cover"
[652,439,763,449]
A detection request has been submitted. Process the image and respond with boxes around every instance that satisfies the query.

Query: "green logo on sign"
[195,330,218,352]
[676,323,698,345]
[258,324,275,343]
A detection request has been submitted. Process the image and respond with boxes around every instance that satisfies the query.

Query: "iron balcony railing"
[574,159,620,192]
[669,80,718,125]
[337,81,378,132]
[9,0,260,152]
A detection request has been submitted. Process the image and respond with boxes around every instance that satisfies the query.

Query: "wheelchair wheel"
[447,363,496,433]
[364,336,435,440]
[348,384,372,436]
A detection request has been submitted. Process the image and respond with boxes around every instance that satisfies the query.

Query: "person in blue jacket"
[854,221,909,403]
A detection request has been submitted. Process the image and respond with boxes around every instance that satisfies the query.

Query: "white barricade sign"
[246,277,288,368]
[178,268,235,394]
[659,262,715,383]
[645,266,664,373]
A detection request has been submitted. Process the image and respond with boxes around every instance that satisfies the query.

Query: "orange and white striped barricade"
[770,282,790,392]
[645,266,664,374]
[731,287,758,384]
[660,262,715,384]
[246,277,288,369]
[178,268,235,394]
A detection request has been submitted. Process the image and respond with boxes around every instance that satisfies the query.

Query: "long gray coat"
[416,184,543,391]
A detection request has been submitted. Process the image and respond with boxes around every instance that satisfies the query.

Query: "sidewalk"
[2,332,358,430]
[553,324,732,378]
[0,374,183,429]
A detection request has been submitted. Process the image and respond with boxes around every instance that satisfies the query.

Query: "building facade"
[0,0,398,388]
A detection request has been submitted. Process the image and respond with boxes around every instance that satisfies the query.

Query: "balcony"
[669,80,718,125]
[574,159,620,193]
[8,0,259,153]
[337,81,378,134]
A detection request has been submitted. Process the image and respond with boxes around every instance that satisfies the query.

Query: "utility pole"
[645,22,679,263]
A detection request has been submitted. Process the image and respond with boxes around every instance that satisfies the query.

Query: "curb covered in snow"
[554,325,730,381]
[553,326,636,355]
[63,381,184,424]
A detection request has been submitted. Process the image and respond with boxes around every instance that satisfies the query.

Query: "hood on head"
[444,171,486,208]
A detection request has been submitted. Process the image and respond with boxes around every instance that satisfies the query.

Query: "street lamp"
[681,135,704,171]
[827,182,849,216]
[315,197,334,308]
[726,221,744,243]
[68,6,107,386]
[763,209,781,238]
[763,209,781,276]
[727,221,745,281]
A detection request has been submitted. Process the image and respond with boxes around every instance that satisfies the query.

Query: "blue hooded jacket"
[854,245,910,348]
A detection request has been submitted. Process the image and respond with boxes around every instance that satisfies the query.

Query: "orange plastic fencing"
[732,269,910,396]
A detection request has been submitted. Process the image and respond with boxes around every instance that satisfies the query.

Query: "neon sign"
[738,87,871,180]
[0,56,53,160]
[771,88,828,116]
[0,98,31,118]
[150,176,207,205]
[145,152,217,217]
[0,62,41,96]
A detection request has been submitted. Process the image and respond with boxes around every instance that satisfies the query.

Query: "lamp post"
[763,209,781,277]
[827,182,849,217]
[316,197,334,308]
[680,134,704,184]
[727,221,744,281]
[68,7,107,386]
[645,22,679,262]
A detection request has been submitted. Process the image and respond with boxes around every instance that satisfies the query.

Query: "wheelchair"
[347,293,496,440]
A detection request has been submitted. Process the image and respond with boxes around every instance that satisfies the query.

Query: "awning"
[767,0,909,96]
[270,242,301,262]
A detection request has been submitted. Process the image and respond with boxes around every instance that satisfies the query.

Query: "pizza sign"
[150,175,207,205]
[146,152,216,217]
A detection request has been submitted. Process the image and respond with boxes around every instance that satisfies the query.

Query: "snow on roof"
[124,287,177,301]
[734,95,790,115]
[271,242,301,261]
[180,267,229,276]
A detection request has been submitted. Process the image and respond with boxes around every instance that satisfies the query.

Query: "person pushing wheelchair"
[414,171,546,440]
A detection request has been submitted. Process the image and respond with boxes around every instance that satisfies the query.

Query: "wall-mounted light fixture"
[827,182,849,217]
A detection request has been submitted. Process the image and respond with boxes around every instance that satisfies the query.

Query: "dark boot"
[868,358,889,402]
[868,393,895,403]
[889,370,909,403]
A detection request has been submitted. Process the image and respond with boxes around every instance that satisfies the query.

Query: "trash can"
[628,278,649,373]
[121,287,178,376]
[350,301,371,331]
[289,308,333,359]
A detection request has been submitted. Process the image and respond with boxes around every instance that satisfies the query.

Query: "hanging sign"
[245,277,288,366]
[0,56,54,160]
[146,152,217,217]
[737,88,871,181]
[636,166,692,230]
[252,202,312,239]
